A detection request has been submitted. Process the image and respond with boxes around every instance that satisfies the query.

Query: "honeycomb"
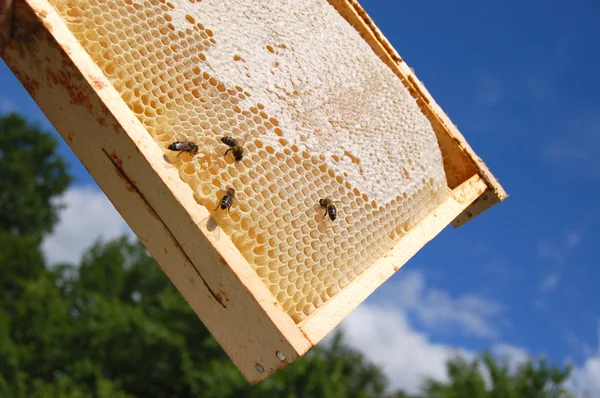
[51,0,452,322]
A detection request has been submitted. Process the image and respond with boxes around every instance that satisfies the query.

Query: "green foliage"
[0,112,72,317]
[0,112,71,239]
[0,230,46,307]
[419,352,575,398]
[51,236,392,398]
[2,232,393,397]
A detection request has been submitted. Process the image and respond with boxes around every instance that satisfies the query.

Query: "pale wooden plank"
[451,189,501,228]
[299,174,487,342]
[4,0,311,383]
[328,0,508,225]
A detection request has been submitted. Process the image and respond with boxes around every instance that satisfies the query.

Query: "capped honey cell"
[52,0,452,322]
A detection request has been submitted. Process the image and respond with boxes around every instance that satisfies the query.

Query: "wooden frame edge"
[4,0,311,383]
[2,0,509,383]
[298,174,487,342]
[328,0,508,227]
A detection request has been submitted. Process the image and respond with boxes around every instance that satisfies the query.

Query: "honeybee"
[168,140,199,157]
[318,198,342,221]
[214,186,237,214]
[220,136,245,162]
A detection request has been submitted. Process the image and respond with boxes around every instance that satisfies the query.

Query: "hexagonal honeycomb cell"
[51,0,452,322]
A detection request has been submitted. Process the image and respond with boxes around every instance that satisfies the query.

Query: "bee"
[168,140,199,157]
[318,198,342,221]
[214,186,237,214]
[220,136,245,162]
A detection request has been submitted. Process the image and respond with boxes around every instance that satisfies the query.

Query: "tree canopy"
[0,112,577,397]
[419,352,574,398]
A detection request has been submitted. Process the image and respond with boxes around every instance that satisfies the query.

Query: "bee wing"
[240,131,253,148]
[167,129,185,143]
[164,130,190,154]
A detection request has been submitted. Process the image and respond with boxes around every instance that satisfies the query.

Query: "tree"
[0,112,77,396]
[418,351,575,398]
[50,236,392,398]
[0,112,71,239]
[0,113,71,306]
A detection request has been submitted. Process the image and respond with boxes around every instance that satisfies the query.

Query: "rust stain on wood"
[220,291,229,303]
[215,290,230,306]
[101,148,226,309]
[45,65,93,112]
[146,206,160,220]
[275,359,289,372]
[16,73,41,97]
[89,75,105,90]
[110,151,123,168]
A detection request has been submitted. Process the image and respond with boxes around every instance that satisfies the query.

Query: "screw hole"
[276,351,286,361]
[256,364,264,373]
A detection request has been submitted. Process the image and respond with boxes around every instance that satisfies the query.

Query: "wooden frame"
[326,0,508,227]
[2,0,507,384]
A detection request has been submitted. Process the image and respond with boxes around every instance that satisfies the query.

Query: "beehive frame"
[2,0,507,383]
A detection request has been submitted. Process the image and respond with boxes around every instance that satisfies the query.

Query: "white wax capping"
[173,0,447,205]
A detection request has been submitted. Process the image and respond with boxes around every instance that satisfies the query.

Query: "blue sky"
[1,0,599,392]
[356,0,600,370]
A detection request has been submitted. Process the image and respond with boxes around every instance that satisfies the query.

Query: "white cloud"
[491,343,531,372]
[541,272,560,292]
[43,185,133,264]
[542,115,600,179]
[570,357,600,396]
[337,302,473,394]
[474,72,502,106]
[0,97,16,114]
[566,331,596,359]
[336,297,600,396]
[536,219,594,294]
[330,270,504,393]
[565,230,583,250]
[334,300,532,394]
[523,36,570,103]
[394,271,503,339]
[538,241,565,264]
[568,323,600,396]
